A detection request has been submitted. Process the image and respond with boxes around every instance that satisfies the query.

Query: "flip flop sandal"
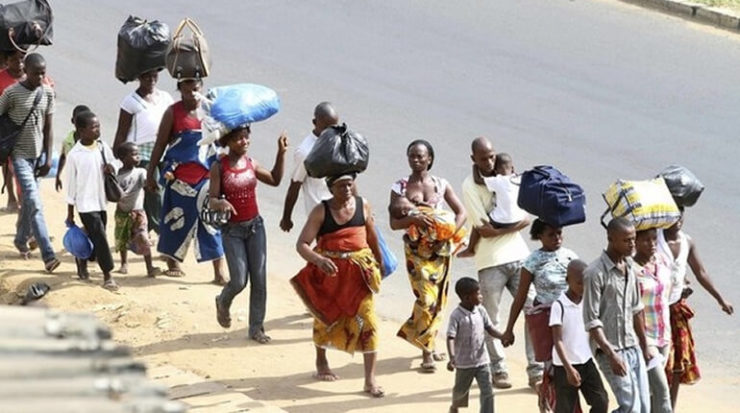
[251,331,272,344]
[44,258,61,273]
[420,361,437,373]
[102,280,119,291]
[163,269,185,277]
[432,352,447,362]
[363,385,385,398]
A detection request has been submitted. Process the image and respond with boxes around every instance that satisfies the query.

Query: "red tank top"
[221,156,259,222]
[172,101,201,133]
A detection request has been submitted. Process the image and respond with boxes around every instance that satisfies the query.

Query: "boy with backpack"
[65,110,118,290]
[551,259,609,412]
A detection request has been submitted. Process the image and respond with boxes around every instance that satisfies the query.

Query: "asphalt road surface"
[44,0,739,372]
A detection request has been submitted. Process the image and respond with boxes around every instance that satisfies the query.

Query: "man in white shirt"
[459,136,541,389]
[279,102,338,232]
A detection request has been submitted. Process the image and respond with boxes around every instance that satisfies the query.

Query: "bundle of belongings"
[166,17,210,80]
[115,16,170,83]
[517,165,586,227]
[601,176,681,230]
[0,0,53,52]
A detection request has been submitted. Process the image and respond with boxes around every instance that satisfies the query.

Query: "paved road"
[44,0,739,372]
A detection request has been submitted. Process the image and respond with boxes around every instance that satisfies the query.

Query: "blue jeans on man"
[217,216,267,338]
[12,158,55,264]
[595,346,650,413]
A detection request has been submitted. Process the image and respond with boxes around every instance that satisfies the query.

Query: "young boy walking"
[65,110,118,290]
[55,104,89,192]
[114,142,160,277]
[550,259,608,413]
[447,277,503,413]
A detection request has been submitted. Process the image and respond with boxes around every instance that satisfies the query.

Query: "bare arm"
[37,113,53,176]
[553,325,582,387]
[633,310,651,362]
[296,205,337,275]
[55,153,66,192]
[112,109,133,156]
[443,183,466,229]
[388,190,431,230]
[253,132,288,187]
[146,106,173,191]
[477,217,531,238]
[687,237,734,315]
[280,181,302,232]
[501,268,534,346]
[446,336,456,371]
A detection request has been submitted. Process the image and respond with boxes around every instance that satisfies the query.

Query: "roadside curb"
[619,0,740,33]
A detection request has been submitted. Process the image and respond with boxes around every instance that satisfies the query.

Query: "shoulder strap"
[20,88,43,127]
[557,299,565,323]
[98,140,109,165]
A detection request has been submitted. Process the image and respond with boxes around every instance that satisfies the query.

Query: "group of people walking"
[1,48,734,413]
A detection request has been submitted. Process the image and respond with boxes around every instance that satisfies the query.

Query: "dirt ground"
[0,181,736,412]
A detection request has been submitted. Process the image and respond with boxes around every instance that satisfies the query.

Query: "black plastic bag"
[115,16,170,84]
[658,165,704,208]
[0,0,53,52]
[304,123,369,178]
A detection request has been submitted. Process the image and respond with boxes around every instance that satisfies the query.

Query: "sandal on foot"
[163,268,185,277]
[432,352,447,362]
[420,361,437,373]
[102,280,119,291]
[313,371,339,381]
[117,266,128,274]
[147,267,162,278]
[251,331,271,344]
[78,271,90,281]
[215,296,231,328]
[363,385,385,398]
[211,277,227,286]
[44,258,61,273]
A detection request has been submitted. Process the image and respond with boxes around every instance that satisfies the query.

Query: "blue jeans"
[451,364,494,413]
[595,346,650,413]
[218,216,267,337]
[12,158,54,262]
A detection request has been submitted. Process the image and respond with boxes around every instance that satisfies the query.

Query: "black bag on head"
[659,165,704,208]
[115,16,170,84]
[0,0,53,52]
[304,123,369,178]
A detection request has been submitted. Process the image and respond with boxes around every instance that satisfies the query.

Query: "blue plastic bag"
[208,83,280,130]
[375,225,398,278]
[63,221,93,260]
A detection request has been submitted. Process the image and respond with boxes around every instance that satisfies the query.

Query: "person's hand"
[214,198,237,216]
[720,300,734,315]
[66,216,75,227]
[447,360,456,372]
[37,162,50,177]
[609,352,627,377]
[55,176,63,192]
[103,164,115,175]
[315,257,338,276]
[565,366,582,387]
[145,176,159,193]
[277,131,289,154]
[501,329,515,347]
[280,217,293,232]
[411,213,434,229]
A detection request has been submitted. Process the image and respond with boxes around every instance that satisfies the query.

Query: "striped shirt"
[0,82,55,160]
[636,254,672,347]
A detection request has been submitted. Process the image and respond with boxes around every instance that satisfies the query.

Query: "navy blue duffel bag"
[517,165,586,227]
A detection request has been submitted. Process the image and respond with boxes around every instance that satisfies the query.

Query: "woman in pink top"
[210,124,288,344]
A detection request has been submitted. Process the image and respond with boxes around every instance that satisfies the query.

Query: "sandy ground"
[0,181,737,412]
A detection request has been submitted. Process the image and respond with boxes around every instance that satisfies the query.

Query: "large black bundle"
[658,165,704,208]
[304,123,369,178]
[0,0,52,52]
[115,16,170,84]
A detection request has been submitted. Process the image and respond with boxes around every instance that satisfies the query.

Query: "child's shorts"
[115,209,151,256]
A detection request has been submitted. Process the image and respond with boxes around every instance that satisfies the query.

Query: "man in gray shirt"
[583,217,650,413]
[0,53,59,272]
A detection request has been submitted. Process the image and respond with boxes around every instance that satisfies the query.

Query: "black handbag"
[0,88,42,165]
[99,141,123,202]
[200,195,231,227]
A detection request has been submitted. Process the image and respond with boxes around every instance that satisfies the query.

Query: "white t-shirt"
[549,292,592,366]
[120,88,174,145]
[657,229,691,305]
[65,141,116,213]
[291,133,331,214]
[483,174,527,224]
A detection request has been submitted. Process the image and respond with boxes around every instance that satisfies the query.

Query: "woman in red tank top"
[210,124,288,344]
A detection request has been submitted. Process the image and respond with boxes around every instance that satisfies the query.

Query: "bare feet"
[212,276,227,286]
[147,267,162,278]
[420,351,436,372]
[432,352,447,362]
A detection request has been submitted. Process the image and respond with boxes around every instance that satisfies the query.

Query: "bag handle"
[172,17,204,39]
[600,188,634,229]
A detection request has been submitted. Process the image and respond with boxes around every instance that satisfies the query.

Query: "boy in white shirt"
[550,260,608,413]
[447,277,503,413]
[65,111,118,290]
[458,153,527,257]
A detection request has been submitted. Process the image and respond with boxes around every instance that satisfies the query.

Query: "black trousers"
[77,211,114,274]
[553,359,608,413]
